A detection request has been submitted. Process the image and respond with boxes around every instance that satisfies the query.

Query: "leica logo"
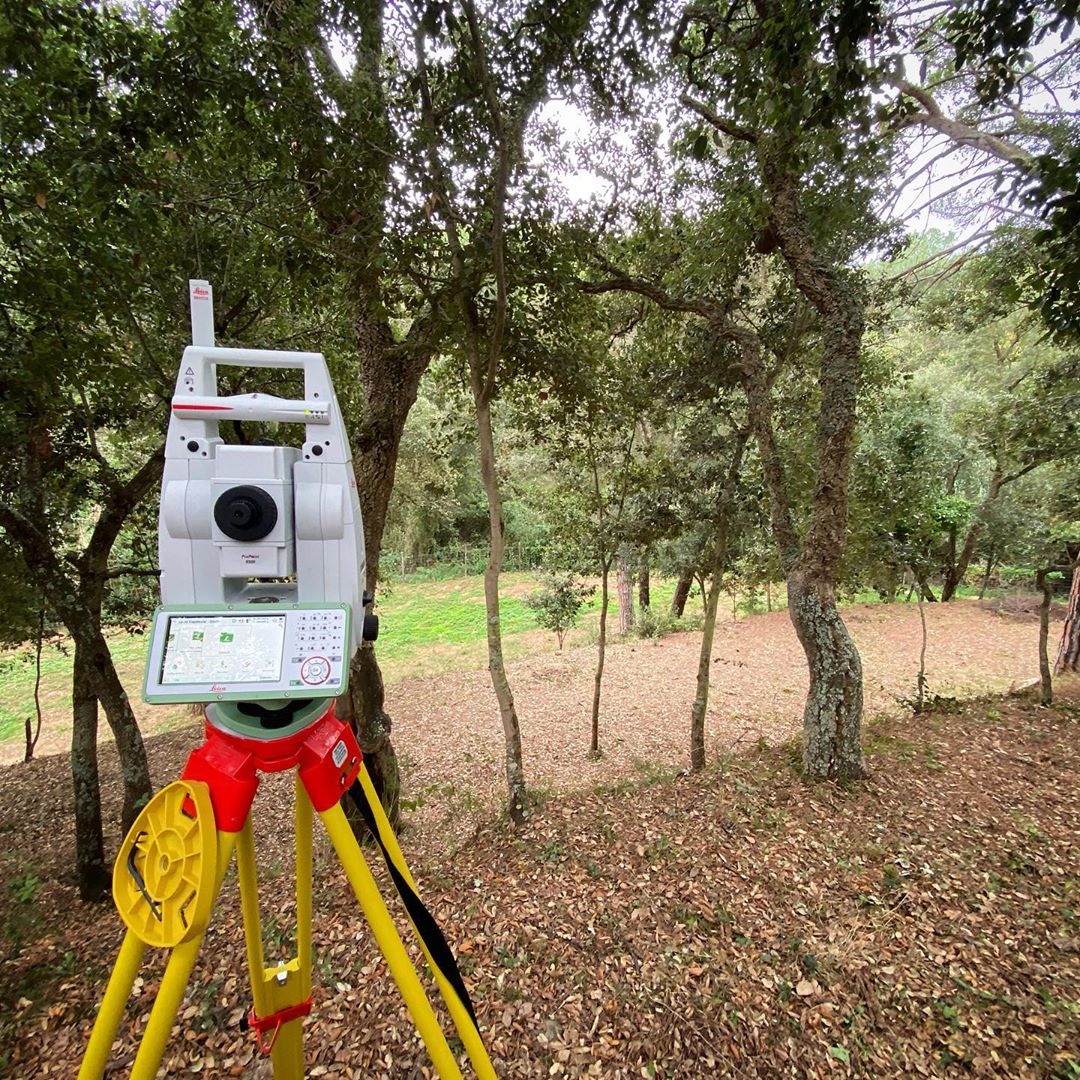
[193,286,209,299]
[210,684,227,692]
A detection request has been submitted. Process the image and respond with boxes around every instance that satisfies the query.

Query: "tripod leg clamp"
[245,997,313,1054]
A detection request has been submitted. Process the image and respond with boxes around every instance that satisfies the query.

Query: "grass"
[0,570,686,754]
[0,563,1016,756]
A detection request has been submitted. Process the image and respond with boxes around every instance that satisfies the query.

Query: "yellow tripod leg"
[320,802,465,1080]
[235,782,313,1079]
[356,763,497,1080]
[128,831,238,1080]
[76,930,147,1080]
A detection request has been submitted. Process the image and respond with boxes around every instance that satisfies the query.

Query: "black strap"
[347,780,479,1028]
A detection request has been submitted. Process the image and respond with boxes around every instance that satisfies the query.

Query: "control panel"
[143,603,351,703]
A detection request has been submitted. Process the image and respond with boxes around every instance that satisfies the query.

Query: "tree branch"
[680,93,758,144]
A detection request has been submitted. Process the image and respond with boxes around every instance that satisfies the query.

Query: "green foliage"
[525,573,595,649]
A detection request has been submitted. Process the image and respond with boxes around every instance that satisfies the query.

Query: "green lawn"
[0,569,1005,751]
[0,571,676,751]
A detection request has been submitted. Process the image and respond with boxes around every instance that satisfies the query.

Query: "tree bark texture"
[1056,559,1080,673]
[787,570,865,779]
[671,569,694,617]
[762,149,867,781]
[71,642,108,901]
[1037,569,1054,705]
[616,545,635,633]
[475,395,527,822]
[591,563,611,758]
[346,314,437,825]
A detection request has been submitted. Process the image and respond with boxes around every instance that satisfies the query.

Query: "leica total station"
[76,281,495,1080]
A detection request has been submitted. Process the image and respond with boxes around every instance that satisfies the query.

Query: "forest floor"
[0,596,1077,1077]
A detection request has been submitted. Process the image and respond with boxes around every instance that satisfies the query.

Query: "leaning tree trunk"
[1037,568,1054,705]
[82,621,152,835]
[787,569,865,779]
[1056,558,1080,673]
[690,555,726,772]
[941,469,1003,601]
[71,642,108,901]
[475,395,527,822]
[671,568,694,617]
[616,545,635,633]
[591,559,612,759]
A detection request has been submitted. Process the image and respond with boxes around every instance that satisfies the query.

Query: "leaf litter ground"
[0,600,1077,1077]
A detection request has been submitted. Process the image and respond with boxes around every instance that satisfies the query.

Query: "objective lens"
[214,485,278,541]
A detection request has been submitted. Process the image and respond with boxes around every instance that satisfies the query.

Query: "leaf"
[795,978,816,997]
[830,1045,851,1062]
[691,133,708,160]
[34,191,47,209]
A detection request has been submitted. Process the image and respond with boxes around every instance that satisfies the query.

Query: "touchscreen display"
[161,615,286,685]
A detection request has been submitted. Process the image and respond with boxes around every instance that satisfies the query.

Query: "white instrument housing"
[157,281,367,655]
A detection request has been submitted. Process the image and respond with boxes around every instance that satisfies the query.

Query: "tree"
[882,1,1080,337]
[525,573,594,650]
[406,0,610,818]
[0,0,341,896]
[583,0,891,780]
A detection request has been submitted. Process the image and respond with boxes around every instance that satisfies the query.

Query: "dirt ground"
[387,598,1063,845]
[0,671,1077,1077]
[0,596,1073,1079]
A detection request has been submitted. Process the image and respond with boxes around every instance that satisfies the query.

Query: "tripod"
[77,699,496,1079]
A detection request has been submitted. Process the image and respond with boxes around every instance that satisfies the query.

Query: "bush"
[628,607,682,641]
[525,572,594,649]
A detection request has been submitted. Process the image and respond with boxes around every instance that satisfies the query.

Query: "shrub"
[524,573,594,649]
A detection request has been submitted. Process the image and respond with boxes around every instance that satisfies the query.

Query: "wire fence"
[380,542,544,581]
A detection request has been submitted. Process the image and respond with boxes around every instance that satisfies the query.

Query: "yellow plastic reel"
[113,780,218,948]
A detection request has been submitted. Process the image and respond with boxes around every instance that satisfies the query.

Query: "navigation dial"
[300,656,331,685]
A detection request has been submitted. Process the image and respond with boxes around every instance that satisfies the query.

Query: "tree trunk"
[1037,568,1053,706]
[338,644,400,825]
[475,395,527,822]
[787,570,865,780]
[671,568,694,617]
[77,619,151,835]
[1055,558,1080,673]
[638,550,650,611]
[979,552,995,599]
[914,587,928,713]
[591,562,611,759]
[616,545,635,633]
[71,641,108,901]
[690,555,726,772]
[941,469,1003,601]
[913,566,938,603]
[24,610,44,763]
[346,310,437,824]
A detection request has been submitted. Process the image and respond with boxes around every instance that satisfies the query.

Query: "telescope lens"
[214,485,278,541]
